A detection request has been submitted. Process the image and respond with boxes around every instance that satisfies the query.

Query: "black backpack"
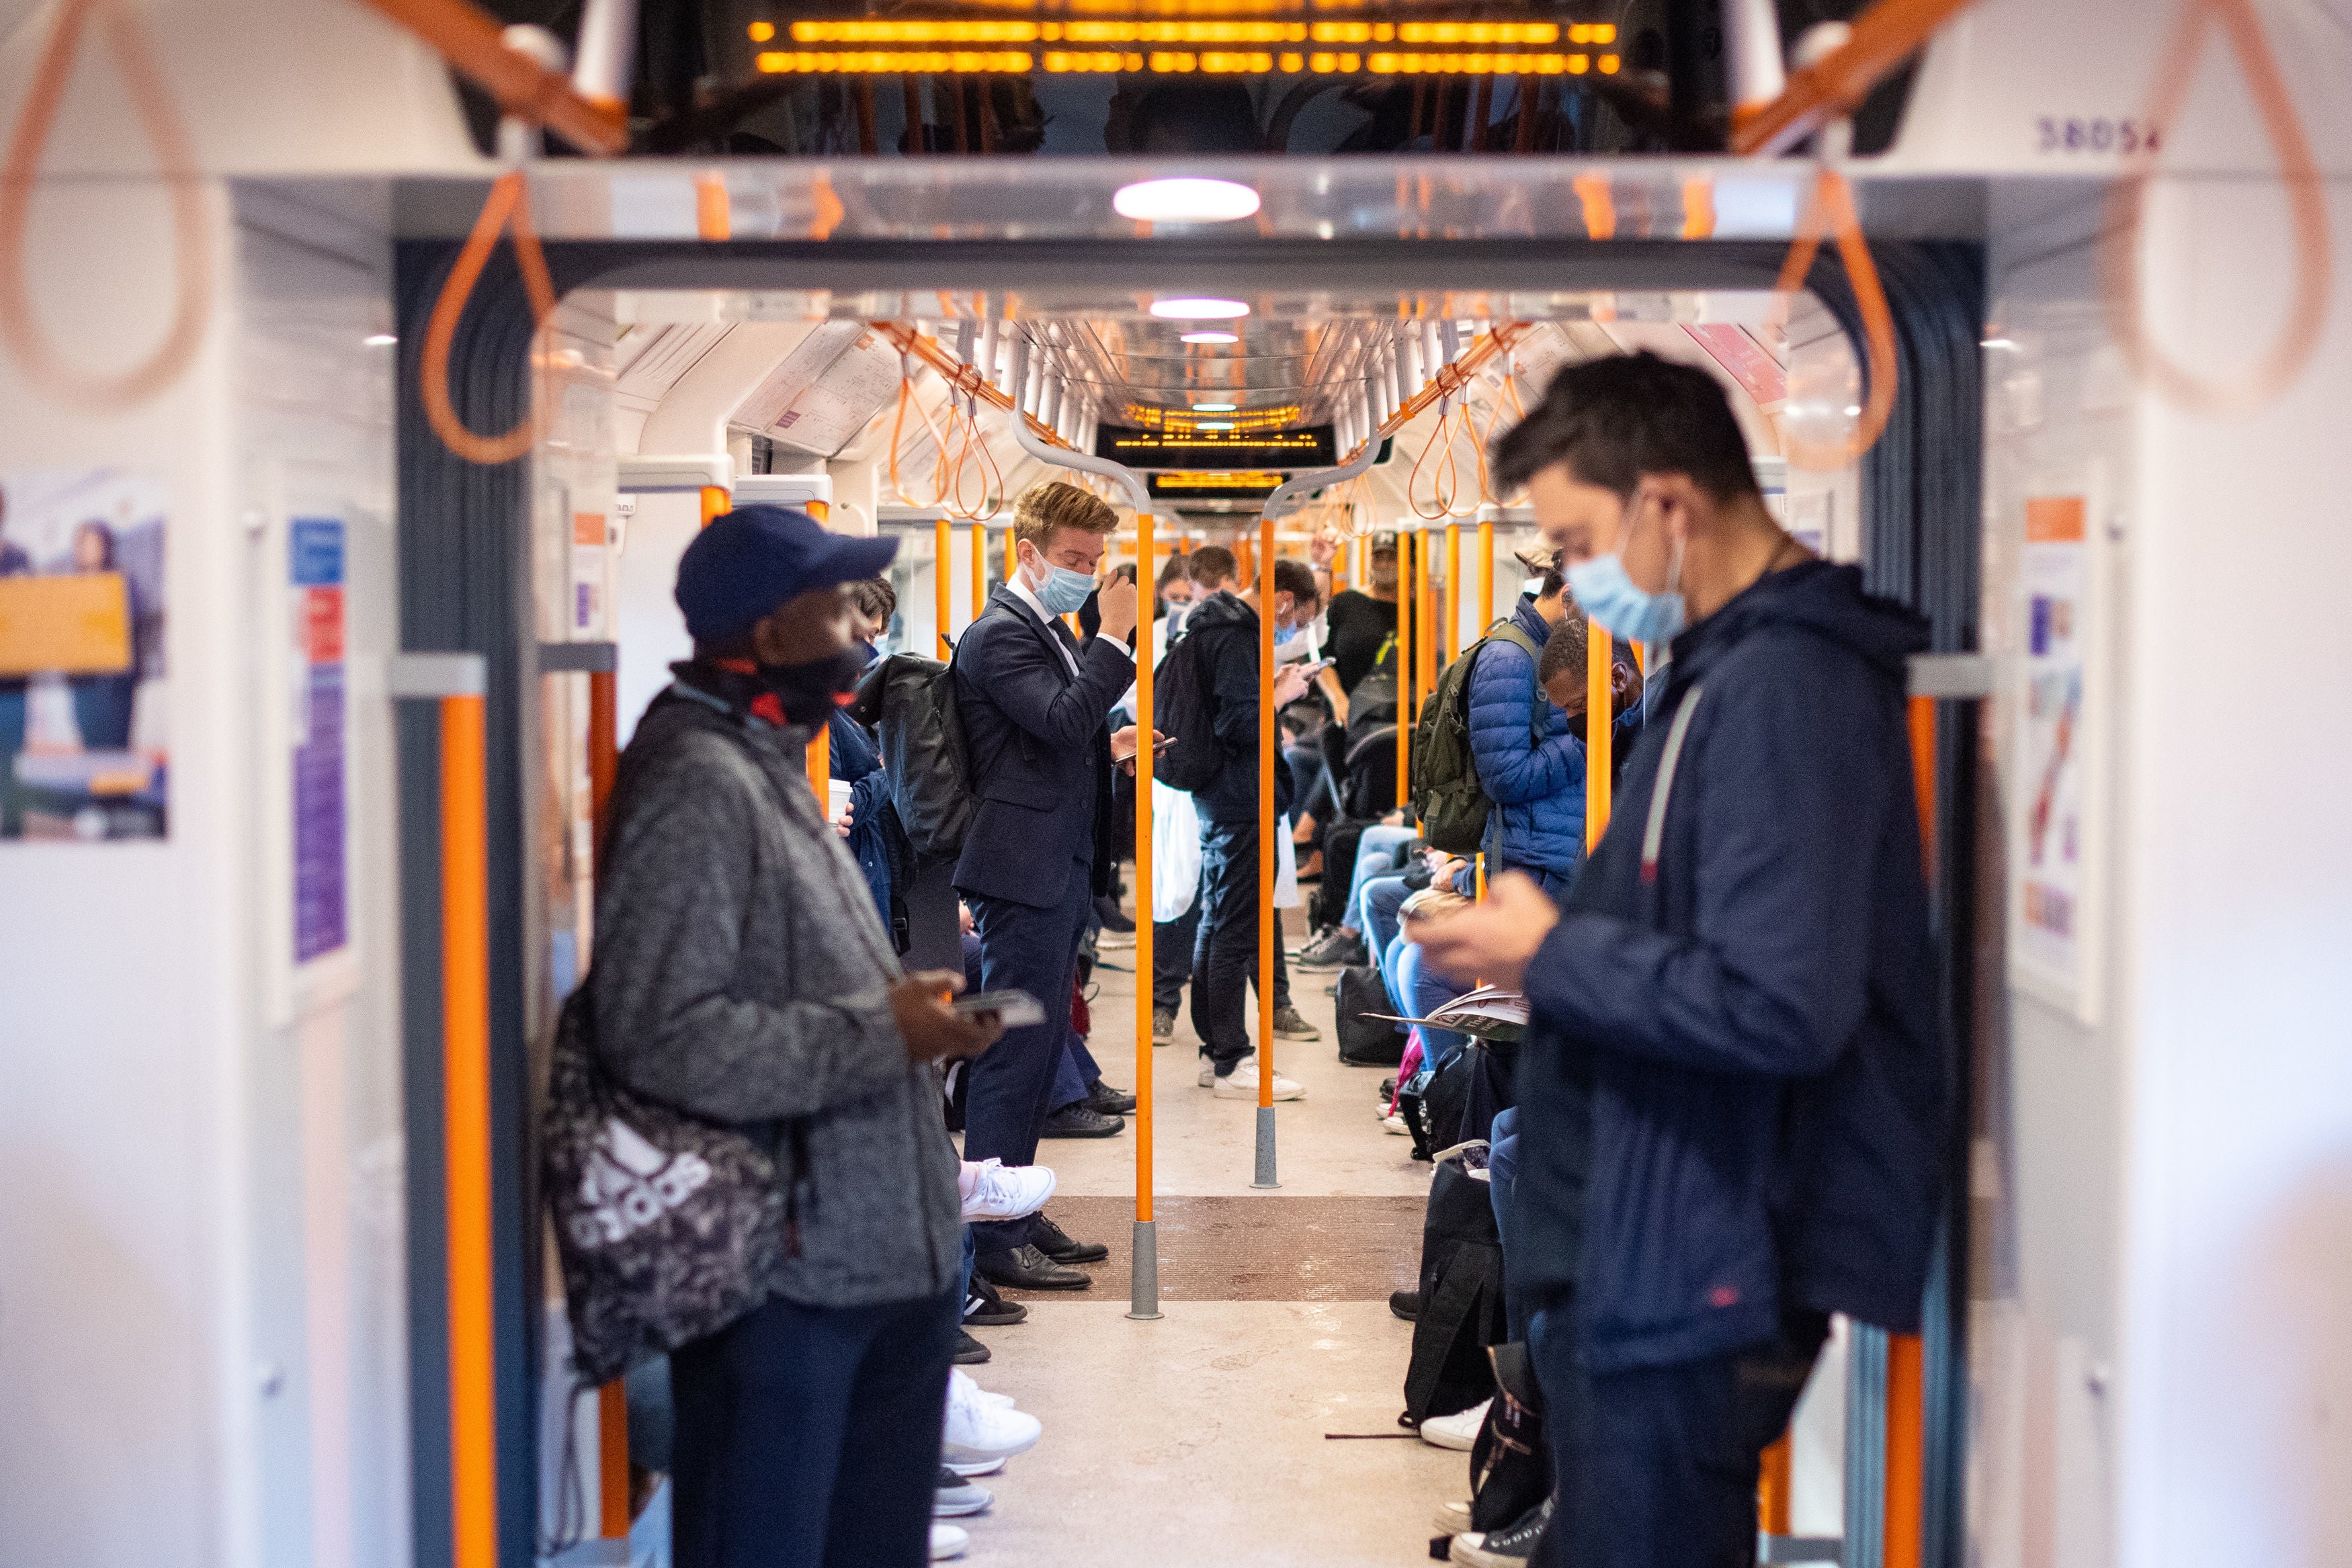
[848,652,972,863]
[1402,1147,1507,1428]
[1150,631,1224,795]
[1335,964,1409,1065]
[1410,623,1540,855]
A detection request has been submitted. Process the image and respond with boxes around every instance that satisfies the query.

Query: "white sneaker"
[1384,1113,1411,1135]
[1210,1057,1304,1100]
[943,1456,1004,1478]
[949,1368,1018,1411]
[929,1522,969,1560]
[1434,1499,1472,1534]
[1419,1397,1490,1450]
[959,1158,1058,1222]
[943,1370,1042,1465]
[936,1471,993,1518]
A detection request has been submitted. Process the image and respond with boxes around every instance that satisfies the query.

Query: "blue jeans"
[1345,824,1418,931]
[1382,931,1468,1068]
[1361,875,1413,980]
[1488,1107,1527,1340]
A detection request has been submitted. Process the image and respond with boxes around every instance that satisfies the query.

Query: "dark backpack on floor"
[1150,632,1223,794]
[1335,964,1409,1065]
[1466,1340,1552,1534]
[1402,1150,1507,1428]
[849,652,972,863]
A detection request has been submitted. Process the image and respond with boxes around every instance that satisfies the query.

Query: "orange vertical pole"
[585,666,627,1536]
[1445,522,1461,660]
[971,520,987,623]
[587,672,618,841]
[935,517,953,656]
[1887,691,1936,1568]
[440,693,497,1568]
[1257,513,1277,1117]
[1759,1431,1794,1537]
[1394,531,1412,808]
[1415,530,1434,698]
[597,1381,630,1536]
[1136,513,1157,1215]
[1585,628,1613,848]
[1888,1333,1926,1568]
[1476,518,1494,628]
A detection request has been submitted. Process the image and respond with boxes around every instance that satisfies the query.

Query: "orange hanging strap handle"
[1774,165,1898,472]
[421,171,558,466]
[2098,0,2330,419]
[0,0,212,411]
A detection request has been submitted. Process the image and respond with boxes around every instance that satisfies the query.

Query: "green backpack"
[1409,622,1542,855]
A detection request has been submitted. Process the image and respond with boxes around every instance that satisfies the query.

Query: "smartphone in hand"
[950,989,1046,1027]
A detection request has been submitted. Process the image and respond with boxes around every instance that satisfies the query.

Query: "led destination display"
[1096,424,1335,470]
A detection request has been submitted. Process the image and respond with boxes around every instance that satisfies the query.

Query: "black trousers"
[1156,887,1290,1020]
[962,860,1092,1250]
[671,1287,958,1568]
[1527,1291,1829,1568]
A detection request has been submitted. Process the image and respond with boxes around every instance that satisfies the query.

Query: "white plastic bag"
[1274,814,1301,908]
[1151,780,1202,922]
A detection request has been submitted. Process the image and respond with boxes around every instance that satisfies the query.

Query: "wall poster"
[290,518,348,963]
[0,468,168,840]
[2011,494,2097,1018]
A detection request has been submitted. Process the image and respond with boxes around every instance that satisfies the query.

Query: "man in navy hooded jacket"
[1420,353,1948,1568]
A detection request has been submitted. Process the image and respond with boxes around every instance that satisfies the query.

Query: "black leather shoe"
[952,1329,991,1364]
[1085,1078,1138,1115]
[1040,1104,1125,1138]
[1390,1289,1423,1322]
[975,1244,1092,1291]
[1032,1212,1111,1264]
[963,1274,1027,1326]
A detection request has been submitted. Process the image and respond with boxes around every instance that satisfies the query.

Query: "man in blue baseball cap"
[591,503,1003,1568]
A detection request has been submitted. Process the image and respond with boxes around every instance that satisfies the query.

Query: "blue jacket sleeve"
[973,615,1134,751]
[1521,652,1888,1079]
[1468,641,1585,807]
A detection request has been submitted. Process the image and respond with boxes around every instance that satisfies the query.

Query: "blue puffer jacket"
[1468,599,1585,887]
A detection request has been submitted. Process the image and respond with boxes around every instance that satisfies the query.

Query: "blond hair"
[1011,480,1119,552]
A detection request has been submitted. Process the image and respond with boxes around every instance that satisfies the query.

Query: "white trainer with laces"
[1209,1055,1304,1100]
[1419,1397,1490,1451]
[943,1369,1042,1466]
[958,1158,1058,1222]
[950,1368,1018,1411]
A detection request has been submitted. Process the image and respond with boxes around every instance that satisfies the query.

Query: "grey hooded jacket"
[589,677,961,1309]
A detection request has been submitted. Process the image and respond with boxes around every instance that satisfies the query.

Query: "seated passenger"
[591,505,1000,1568]
[1467,566,1589,898]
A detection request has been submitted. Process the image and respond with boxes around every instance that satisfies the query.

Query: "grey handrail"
[1259,431,1382,521]
[1005,338,1156,517]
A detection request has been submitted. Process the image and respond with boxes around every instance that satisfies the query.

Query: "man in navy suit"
[955,481,1144,1290]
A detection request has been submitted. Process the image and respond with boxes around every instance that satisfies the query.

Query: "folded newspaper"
[1353,984,1529,1044]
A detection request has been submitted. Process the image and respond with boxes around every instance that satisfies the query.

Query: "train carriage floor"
[954,905,1459,1567]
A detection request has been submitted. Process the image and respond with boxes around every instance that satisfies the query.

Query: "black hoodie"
[1509,560,1949,1373]
[1180,589,1300,827]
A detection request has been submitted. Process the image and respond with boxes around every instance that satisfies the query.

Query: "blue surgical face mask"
[1024,548,1097,615]
[1565,493,1686,646]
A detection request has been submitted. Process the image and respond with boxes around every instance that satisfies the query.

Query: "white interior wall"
[0,177,409,1568]
[2111,175,2352,1568]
